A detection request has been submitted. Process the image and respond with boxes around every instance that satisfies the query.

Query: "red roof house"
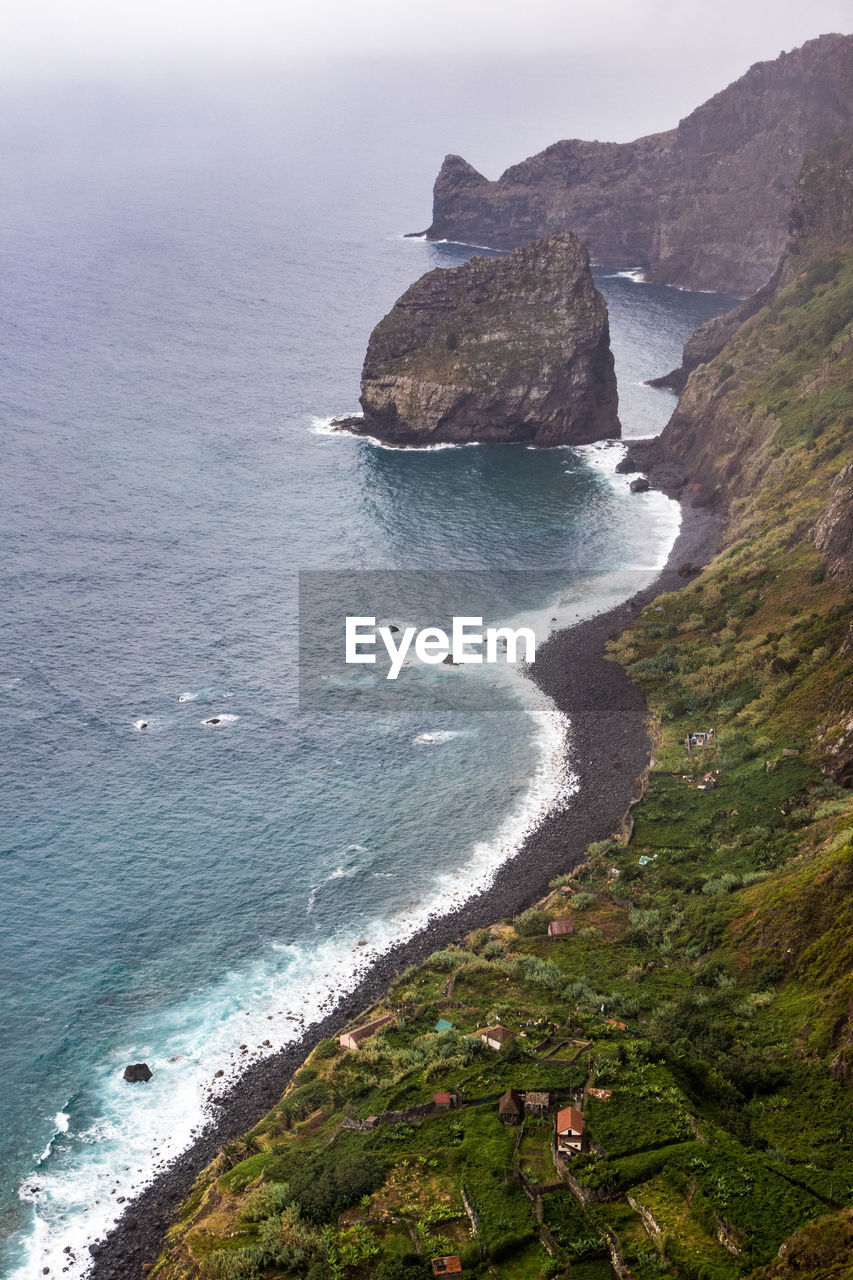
[556,1104,585,1155]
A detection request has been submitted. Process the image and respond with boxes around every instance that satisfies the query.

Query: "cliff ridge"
[425,34,853,292]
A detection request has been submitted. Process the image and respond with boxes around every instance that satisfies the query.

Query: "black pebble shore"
[89,495,720,1280]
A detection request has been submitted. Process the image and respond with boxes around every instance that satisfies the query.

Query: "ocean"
[0,61,740,1276]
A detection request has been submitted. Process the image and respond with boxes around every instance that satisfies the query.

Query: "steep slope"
[424,34,853,293]
[340,231,620,447]
[650,127,853,390]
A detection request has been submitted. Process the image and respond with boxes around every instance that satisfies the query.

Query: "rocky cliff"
[623,130,853,783]
[628,130,853,513]
[342,231,620,447]
[424,34,853,293]
[650,127,853,390]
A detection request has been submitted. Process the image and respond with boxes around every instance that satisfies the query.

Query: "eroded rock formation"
[342,231,620,447]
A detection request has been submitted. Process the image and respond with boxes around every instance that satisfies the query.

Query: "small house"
[548,919,574,937]
[498,1088,523,1125]
[338,1013,394,1051]
[435,1018,454,1032]
[433,1091,460,1110]
[475,1024,515,1051]
[431,1259,462,1276]
[555,1105,585,1156]
[525,1090,551,1116]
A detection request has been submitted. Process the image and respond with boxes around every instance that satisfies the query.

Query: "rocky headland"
[337,231,620,447]
[423,34,853,293]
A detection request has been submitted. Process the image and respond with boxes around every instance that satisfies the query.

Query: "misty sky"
[8,0,852,75]
[1,1,850,195]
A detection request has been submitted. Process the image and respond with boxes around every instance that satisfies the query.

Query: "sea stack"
[344,231,620,447]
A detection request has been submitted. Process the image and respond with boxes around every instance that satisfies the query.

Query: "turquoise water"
[0,66,739,1275]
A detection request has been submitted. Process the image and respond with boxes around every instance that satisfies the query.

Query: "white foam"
[177,692,198,703]
[413,730,463,745]
[200,714,239,727]
[133,719,150,732]
[35,1112,70,1164]
[310,413,481,452]
[572,440,682,573]
[417,236,506,253]
[607,267,647,283]
[309,414,360,436]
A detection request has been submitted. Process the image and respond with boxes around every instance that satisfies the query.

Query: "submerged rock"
[342,231,619,448]
[123,1063,153,1083]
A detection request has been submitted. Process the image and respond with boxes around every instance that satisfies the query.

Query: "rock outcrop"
[343,231,619,447]
[123,1063,153,1083]
[423,34,853,293]
[814,462,853,583]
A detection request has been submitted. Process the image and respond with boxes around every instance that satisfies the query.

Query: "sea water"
[0,63,740,1276]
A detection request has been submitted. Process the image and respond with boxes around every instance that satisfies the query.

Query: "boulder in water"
[123,1062,153,1083]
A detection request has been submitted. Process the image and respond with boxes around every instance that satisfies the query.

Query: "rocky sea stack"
[340,231,620,447]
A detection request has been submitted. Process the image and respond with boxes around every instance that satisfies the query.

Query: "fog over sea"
[0,60,739,1276]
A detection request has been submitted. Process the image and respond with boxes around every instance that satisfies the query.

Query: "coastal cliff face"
[638,131,853,518]
[626,130,853,788]
[349,231,620,446]
[651,127,853,389]
[425,34,853,293]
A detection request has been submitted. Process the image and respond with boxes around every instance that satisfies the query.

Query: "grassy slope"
[149,232,853,1280]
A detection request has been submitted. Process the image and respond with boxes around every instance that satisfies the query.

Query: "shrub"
[239,1182,292,1222]
[514,907,551,936]
[202,1254,262,1280]
[573,892,596,911]
[372,1261,432,1280]
[427,947,468,972]
[587,839,616,857]
[288,1151,386,1223]
[702,872,742,895]
[312,1038,338,1060]
[516,955,564,989]
[483,940,504,959]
